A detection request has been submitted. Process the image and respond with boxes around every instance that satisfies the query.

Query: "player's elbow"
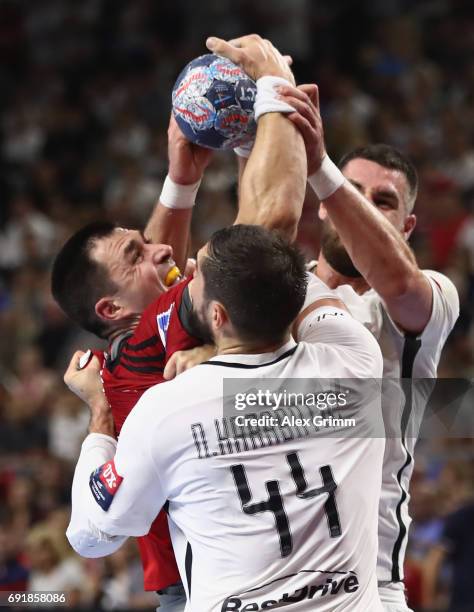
[382,266,422,300]
[256,206,299,241]
[66,527,103,558]
[66,524,127,558]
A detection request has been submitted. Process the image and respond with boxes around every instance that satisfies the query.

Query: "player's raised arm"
[144,115,213,273]
[207,35,307,240]
[279,83,435,333]
[319,180,432,334]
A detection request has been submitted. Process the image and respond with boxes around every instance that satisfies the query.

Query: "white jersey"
[68,281,385,612]
[324,270,459,583]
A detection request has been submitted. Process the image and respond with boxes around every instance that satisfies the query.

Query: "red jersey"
[100,277,200,590]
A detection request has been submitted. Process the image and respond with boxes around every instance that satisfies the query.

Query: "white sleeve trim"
[66,519,127,558]
[379,270,459,343]
[82,432,117,451]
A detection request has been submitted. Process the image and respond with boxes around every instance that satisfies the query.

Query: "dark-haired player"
[272,85,460,611]
[51,125,211,608]
[66,224,385,611]
[53,34,306,611]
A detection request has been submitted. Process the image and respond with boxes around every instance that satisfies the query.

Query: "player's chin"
[156,279,169,294]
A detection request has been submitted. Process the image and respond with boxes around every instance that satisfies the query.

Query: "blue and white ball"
[172,54,257,150]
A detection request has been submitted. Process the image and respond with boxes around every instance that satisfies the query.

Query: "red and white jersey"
[68,280,385,612]
[100,277,200,591]
[103,276,200,433]
[327,270,459,583]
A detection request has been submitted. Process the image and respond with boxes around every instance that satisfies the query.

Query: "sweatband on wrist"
[159,175,201,209]
[307,154,346,200]
[254,76,296,122]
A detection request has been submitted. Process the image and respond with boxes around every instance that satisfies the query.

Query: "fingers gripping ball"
[172,54,257,150]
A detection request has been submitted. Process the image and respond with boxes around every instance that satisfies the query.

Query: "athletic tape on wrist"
[307,155,346,200]
[254,76,296,122]
[159,175,201,209]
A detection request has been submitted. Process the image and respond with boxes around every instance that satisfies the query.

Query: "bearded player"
[264,84,459,612]
[51,111,213,611]
[53,34,307,611]
[66,219,388,612]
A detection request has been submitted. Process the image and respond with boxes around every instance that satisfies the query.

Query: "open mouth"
[165,266,182,286]
[159,257,181,287]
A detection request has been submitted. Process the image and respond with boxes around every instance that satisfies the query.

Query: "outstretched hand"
[278,83,326,174]
[206,34,295,84]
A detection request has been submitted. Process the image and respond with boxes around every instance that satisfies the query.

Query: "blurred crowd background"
[0,0,473,610]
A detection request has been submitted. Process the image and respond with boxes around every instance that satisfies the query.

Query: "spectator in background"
[100,541,158,610]
[0,521,29,591]
[1,347,56,453]
[48,389,89,463]
[26,523,90,605]
[407,482,444,564]
[0,2,474,610]
[5,475,41,536]
[0,194,58,270]
[423,463,474,611]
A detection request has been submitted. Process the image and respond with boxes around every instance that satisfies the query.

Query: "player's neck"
[216,333,292,356]
[106,315,141,344]
[316,252,370,295]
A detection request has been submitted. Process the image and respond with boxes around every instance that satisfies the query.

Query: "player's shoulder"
[421,269,459,310]
[123,363,214,430]
[140,278,190,322]
[132,277,192,345]
[118,365,214,455]
[421,269,460,339]
[299,310,383,378]
[361,269,459,329]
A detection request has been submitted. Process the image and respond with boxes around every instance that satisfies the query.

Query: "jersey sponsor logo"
[156,303,175,349]
[89,460,123,511]
[221,571,359,611]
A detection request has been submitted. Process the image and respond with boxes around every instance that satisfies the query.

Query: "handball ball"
[172,54,257,150]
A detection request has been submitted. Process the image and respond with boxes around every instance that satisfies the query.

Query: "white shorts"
[378,582,413,612]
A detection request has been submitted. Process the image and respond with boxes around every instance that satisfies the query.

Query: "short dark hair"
[338,144,418,212]
[201,225,307,344]
[51,222,118,338]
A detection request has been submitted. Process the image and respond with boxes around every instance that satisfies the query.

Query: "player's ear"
[95,297,123,322]
[211,301,228,332]
[318,202,328,221]
[403,214,416,240]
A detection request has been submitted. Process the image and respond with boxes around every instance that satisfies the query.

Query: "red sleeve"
[102,278,201,433]
[100,278,200,591]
